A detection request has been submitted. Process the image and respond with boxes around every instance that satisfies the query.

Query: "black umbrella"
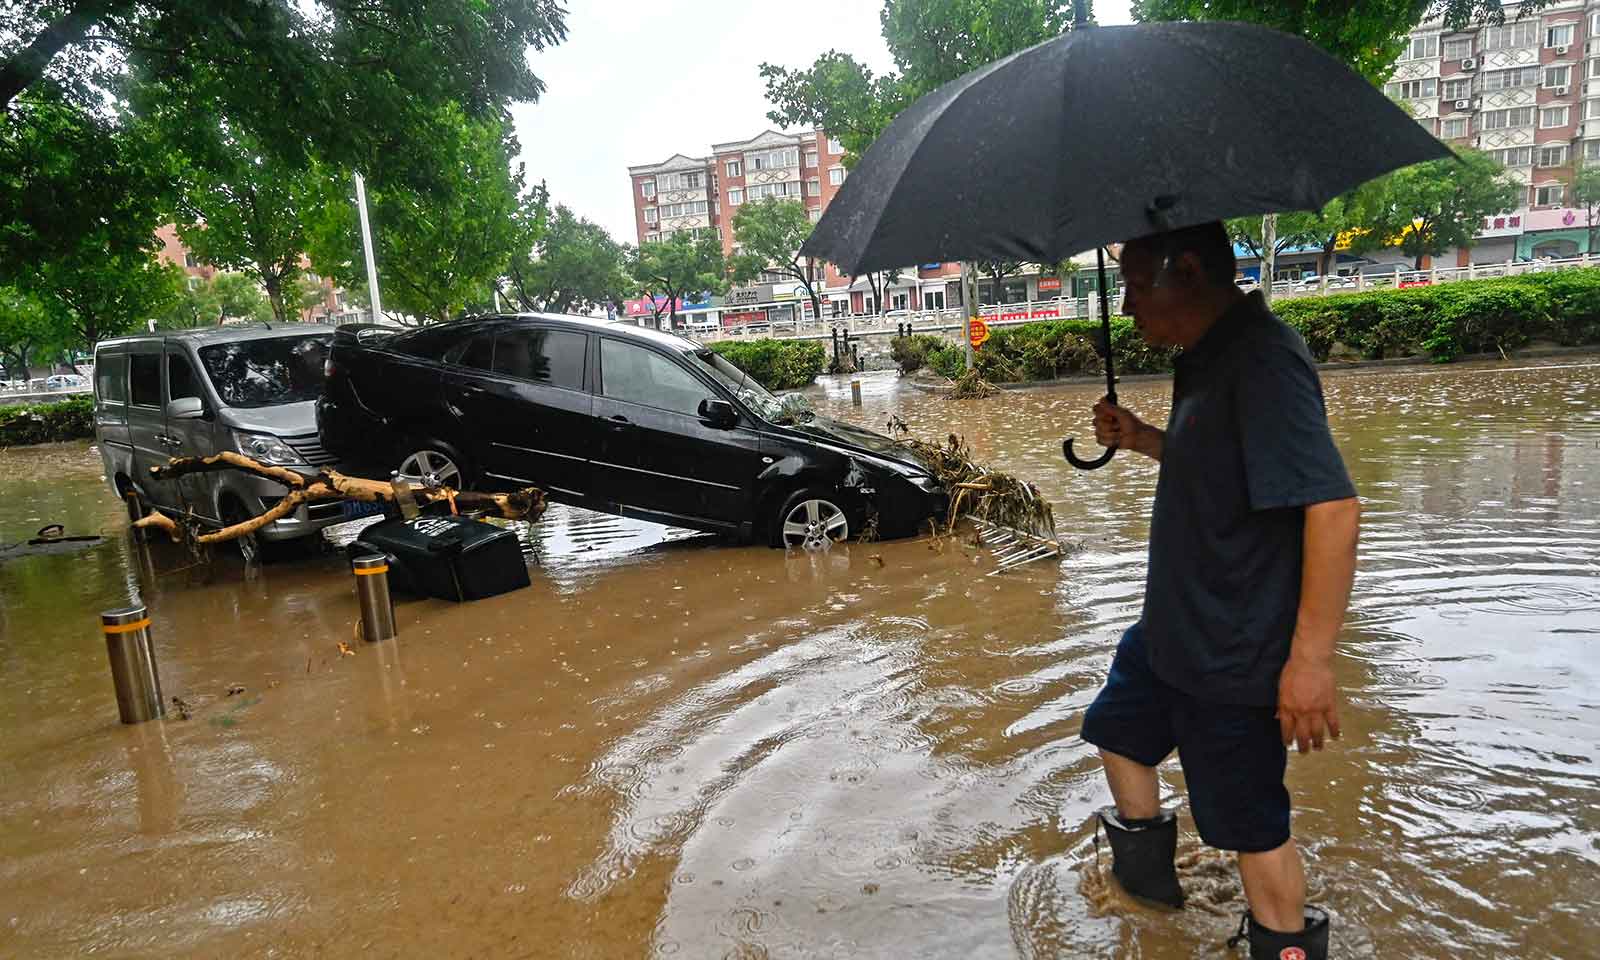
[802,21,1452,468]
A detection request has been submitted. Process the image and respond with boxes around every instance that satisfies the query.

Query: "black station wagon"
[317,315,947,547]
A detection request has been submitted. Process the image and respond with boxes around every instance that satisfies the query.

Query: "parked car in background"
[45,374,87,390]
[93,326,345,560]
[318,314,948,547]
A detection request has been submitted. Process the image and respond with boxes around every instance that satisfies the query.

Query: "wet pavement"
[1,358,1598,958]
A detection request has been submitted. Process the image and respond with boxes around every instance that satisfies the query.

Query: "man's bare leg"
[1237,839,1305,932]
[1099,749,1160,819]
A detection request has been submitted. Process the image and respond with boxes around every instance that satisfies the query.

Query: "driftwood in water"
[130,454,545,546]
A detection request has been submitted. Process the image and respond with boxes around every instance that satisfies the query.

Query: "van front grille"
[282,432,339,466]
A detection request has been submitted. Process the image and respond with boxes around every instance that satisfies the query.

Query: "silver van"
[94,325,345,557]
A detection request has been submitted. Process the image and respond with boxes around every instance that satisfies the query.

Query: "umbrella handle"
[1063,438,1116,470]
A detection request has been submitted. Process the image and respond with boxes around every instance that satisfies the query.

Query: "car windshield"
[198,334,331,409]
[692,350,814,424]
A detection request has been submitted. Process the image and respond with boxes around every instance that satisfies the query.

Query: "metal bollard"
[352,554,397,642]
[102,606,164,724]
[851,379,863,405]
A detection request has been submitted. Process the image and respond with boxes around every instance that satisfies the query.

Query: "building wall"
[153,225,217,283]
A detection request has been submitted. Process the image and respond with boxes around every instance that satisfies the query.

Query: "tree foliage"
[1351,150,1520,268]
[158,273,272,329]
[31,251,184,350]
[0,286,60,377]
[509,205,634,315]
[762,1,1078,165]
[731,200,824,322]
[630,233,727,329]
[306,109,549,325]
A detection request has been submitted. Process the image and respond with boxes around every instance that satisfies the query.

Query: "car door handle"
[608,414,630,424]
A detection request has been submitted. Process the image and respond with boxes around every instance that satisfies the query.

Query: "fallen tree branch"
[134,454,546,545]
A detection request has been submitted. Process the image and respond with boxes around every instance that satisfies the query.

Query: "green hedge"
[921,269,1600,383]
[709,339,828,391]
[890,334,948,374]
[0,396,95,446]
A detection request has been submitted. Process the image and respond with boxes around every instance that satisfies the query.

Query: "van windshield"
[198,335,331,408]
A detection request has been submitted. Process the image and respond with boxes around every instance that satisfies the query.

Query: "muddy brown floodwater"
[1,358,1598,959]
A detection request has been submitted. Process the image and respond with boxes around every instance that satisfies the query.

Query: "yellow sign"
[968,317,990,348]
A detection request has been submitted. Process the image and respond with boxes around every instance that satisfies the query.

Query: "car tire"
[219,494,267,564]
[395,441,475,492]
[773,486,851,550]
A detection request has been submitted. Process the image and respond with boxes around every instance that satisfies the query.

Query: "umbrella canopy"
[803,21,1453,275]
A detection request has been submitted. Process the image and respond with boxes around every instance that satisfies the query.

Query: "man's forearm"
[1134,423,1164,461]
[1290,497,1361,662]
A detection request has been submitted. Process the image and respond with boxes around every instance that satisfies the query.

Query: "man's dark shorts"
[1081,625,1290,853]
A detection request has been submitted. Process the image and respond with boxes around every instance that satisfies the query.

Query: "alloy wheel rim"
[782,498,848,550]
[398,450,461,490]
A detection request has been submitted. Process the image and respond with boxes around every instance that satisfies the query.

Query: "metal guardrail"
[689,254,1600,343]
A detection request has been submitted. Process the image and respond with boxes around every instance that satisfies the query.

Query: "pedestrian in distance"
[1079,221,1361,960]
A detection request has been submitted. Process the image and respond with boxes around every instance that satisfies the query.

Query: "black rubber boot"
[1227,905,1330,960]
[1096,806,1185,909]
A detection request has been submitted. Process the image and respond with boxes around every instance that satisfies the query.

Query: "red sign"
[968,317,990,347]
[1037,277,1062,292]
[721,310,764,327]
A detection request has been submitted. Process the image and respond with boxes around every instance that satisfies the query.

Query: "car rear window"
[493,329,586,390]
[391,325,470,360]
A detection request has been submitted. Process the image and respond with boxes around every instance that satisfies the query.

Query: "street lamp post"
[353,172,385,324]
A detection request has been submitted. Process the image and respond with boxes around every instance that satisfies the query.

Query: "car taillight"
[324,358,337,378]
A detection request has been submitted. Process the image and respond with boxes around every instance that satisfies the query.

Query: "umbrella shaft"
[1096,247,1117,406]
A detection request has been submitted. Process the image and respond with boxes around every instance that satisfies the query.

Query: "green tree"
[211,272,272,323]
[630,232,728,330]
[29,251,183,349]
[307,110,549,324]
[730,199,826,323]
[975,259,1025,305]
[762,1,1078,165]
[508,205,634,315]
[157,278,222,329]
[1352,150,1520,269]
[0,286,62,378]
[1572,159,1600,255]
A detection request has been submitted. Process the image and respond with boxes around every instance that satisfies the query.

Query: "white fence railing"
[691,254,1600,342]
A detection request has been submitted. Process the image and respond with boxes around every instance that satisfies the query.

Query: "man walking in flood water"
[1078,222,1360,960]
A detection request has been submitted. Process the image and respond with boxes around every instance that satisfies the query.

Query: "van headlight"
[235,432,305,466]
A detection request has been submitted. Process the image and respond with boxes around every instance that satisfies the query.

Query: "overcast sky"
[509,1,1134,243]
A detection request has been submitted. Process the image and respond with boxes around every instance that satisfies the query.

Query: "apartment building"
[1391,0,1600,262]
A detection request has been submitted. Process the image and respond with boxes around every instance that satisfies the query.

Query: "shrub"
[0,396,95,446]
[889,334,948,374]
[708,339,827,391]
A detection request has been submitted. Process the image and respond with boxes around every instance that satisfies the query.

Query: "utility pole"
[961,262,977,371]
[353,172,384,323]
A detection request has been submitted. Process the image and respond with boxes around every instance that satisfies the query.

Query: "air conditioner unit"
[1558,45,1571,55]
[1462,58,1477,70]
[1456,99,1472,110]
[1557,85,1571,96]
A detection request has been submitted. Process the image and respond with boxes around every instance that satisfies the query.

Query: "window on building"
[1586,99,1600,120]
[1546,23,1576,48]
[809,208,822,223]
[600,339,710,416]
[646,231,660,243]
[1586,140,1600,161]
[129,354,161,407]
[745,147,799,171]
[1480,66,1539,91]
[728,188,743,206]
[1542,105,1570,128]
[828,166,845,186]
[827,137,843,154]
[890,292,909,311]
[644,207,658,224]
[1539,144,1569,167]
[185,276,201,291]
[641,181,656,199]
[1545,65,1572,88]
[1482,106,1536,129]
[746,181,802,201]
[922,289,946,311]
[726,160,741,178]
[1416,117,1437,136]
[1489,145,1534,166]
[1441,78,1472,100]
[1589,59,1600,81]
[804,150,818,167]
[1483,21,1539,50]
[1404,35,1438,60]
[1535,182,1566,206]
[1592,11,1600,37]
[1441,117,1470,139]
[1385,78,1437,99]
[806,179,821,196]
[1443,37,1474,60]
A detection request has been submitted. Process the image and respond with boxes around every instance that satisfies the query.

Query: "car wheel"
[220,495,263,564]
[396,444,471,491]
[776,487,850,550]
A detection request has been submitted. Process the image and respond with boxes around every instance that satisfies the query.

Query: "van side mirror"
[698,398,737,428]
[167,396,205,420]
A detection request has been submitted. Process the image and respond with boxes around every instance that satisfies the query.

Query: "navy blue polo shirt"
[1139,291,1356,707]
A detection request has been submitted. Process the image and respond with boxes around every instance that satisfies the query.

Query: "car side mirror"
[698,398,737,428]
[167,397,205,420]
